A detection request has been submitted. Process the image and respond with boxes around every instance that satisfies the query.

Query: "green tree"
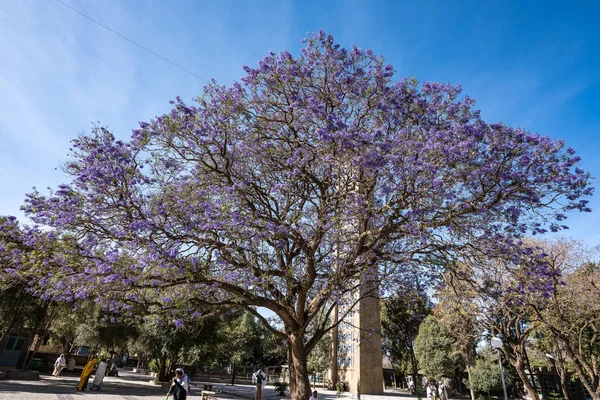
[414,315,458,398]
[307,331,331,379]
[436,273,479,400]
[468,347,515,400]
[130,317,218,382]
[216,312,263,385]
[381,288,431,396]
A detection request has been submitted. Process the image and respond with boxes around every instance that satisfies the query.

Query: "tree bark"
[514,360,538,400]
[548,355,570,400]
[287,339,297,395]
[157,356,168,382]
[289,332,311,400]
[22,334,42,370]
[565,351,600,400]
[466,363,476,400]
[231,364,236,385]
[558,369,570,400]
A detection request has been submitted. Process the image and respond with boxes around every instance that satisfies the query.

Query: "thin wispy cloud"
[0,0,137,216]
[0,0,597,246]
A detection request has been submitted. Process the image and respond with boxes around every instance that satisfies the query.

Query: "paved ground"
[0,369,419,400]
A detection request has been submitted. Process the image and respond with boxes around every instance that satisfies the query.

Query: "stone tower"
[332,287,383,394]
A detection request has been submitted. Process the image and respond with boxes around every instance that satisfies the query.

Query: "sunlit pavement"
[0,369,421,400]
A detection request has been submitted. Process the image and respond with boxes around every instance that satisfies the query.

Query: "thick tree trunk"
[157,356,168,382]
[515,360,538,400]
[558,369,570,400]
[548,355,571,400]
[231,364,236,385]
[22,334,43,370]
[286,339,297,394]
[289,333,311,400]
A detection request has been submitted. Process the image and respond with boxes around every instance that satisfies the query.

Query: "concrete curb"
[215,388,253,400]
[210,386,289,400]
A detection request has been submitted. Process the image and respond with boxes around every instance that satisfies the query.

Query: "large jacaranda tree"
[6,31,593,399]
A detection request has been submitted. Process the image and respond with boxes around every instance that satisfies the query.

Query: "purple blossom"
[0,32,593,388]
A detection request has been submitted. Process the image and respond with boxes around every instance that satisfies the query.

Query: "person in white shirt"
[52,354,67,377]
[309,390,319,400]
[252,368,267,400]
[90,359,108,391]
[166,368,190,400]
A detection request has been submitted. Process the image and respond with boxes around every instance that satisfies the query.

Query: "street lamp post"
[491,336,509,400]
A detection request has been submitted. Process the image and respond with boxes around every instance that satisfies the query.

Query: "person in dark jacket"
[166,368,189,400]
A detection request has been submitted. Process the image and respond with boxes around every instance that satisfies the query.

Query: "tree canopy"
[468,347,515,398]
[414,315,458,382]
[382,284,431,395]
[0,31,593,399]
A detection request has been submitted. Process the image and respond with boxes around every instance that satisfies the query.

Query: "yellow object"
[76,357,98,390]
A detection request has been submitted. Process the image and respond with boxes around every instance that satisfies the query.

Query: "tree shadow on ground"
[0,377,244,398]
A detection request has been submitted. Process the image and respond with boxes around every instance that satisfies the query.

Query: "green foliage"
[128,316,215,368]
[467,347,515,396]
[274,380,288,395]
[548,391,563,400]
[381,289,431,374]
[336,381,347,395]
[207,311,286,371]
[307,331,331,375]
[213,312,262,369]
[414,315,457,380]
[0,283,49,341]
[148,358,159,373]
[69,305,139,354]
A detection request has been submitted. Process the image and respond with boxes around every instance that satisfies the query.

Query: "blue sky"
[1,0,599,245]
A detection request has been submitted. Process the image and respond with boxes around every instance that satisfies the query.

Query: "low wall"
[26,353,96,373]
[5,370,40,380]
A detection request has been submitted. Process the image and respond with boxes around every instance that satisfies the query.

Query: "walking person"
[76,355,98,392]
[439,382,449,400]
[108,358,119,376]
[90,359,108,391]
[52,354,67,377]
[252,368,267,400]
[166,368,190,400]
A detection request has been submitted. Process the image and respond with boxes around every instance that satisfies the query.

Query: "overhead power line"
[54,0,207,82]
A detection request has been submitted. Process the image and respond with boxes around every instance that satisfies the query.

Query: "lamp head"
[491,337,503,349]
